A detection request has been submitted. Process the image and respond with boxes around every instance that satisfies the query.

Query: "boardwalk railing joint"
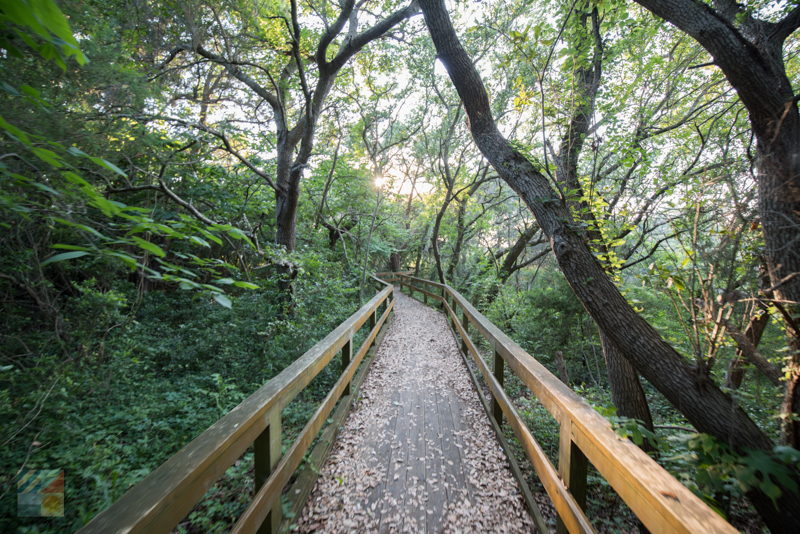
[78,275,394,534]
[78,271,736,534]
[395,273,736,534]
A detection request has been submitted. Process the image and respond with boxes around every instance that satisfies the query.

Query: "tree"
[547,1,655,437]
[631,0,800,451]
[153,0,419,251]
[417,0,800,529]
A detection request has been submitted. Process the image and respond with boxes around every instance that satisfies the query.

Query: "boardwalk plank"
[295,290,534,533]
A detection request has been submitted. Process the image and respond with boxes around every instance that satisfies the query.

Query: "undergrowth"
[1,257,362,533]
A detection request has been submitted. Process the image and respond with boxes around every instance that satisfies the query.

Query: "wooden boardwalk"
[78,274,738,534]
[295,290,533,533]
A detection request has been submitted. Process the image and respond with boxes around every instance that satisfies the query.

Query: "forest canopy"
[1,0,799,532]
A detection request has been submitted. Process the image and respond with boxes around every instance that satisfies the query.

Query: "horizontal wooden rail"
[78,276,394,534]
[392,274,736,534]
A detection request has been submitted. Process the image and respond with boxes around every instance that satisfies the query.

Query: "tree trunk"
[274,128,301,251]
[553,5,655,438]
[601,331,654,431]
[389,252,402,272]
[275,185,299,250]
[431,189,453,284]
[631,0,800,453]
[417,1,800,528]
[554,350,570,384]
[725,310,776,389]
[446,198,467,281]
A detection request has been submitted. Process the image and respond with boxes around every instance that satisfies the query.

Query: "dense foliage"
[1,0,798,532]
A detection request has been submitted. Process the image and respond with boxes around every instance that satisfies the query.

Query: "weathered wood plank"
[281,312,392,530]
[254,410,281,534]
[556,419,588,534]
[493,349,504,423]
[78,283,392,534]
[404,273,737,534]
[456,330,550,534]
[232,299,395,533]
[443,298,593,533]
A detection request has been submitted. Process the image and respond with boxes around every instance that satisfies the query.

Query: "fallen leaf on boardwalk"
[294,291,535,533]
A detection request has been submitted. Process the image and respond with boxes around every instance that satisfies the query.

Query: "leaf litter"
[294,290,535,533]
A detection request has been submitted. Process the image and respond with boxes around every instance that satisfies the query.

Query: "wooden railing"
[394,273,736,534]
[78,276,394,534]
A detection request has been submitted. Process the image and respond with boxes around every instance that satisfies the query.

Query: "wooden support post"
[254,410,282,534]
[493,350,504,423]
[556,419,588,534]
[461,309,469,354]
[341,336,352,397]
[424,291,428,305]
[369,308,376,331]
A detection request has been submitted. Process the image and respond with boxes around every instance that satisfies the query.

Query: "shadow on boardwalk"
[295,290,533,533]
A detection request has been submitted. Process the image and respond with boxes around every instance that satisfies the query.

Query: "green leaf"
[102,250,139,270]
[51,244,91,251]
[233,281,259,289]
[214,278,235,285]
[0,115,32,145]
[213,293,232,308]
[32,182,59,195]
[41,250,89,266]
[189,235,211,248]
[62,170,92,189]
[31,147,62,167]
[89,156,126,177]
[131,236,166,257]
[52,217,106,239]
[20,85,41,99]
[199,229,223,245]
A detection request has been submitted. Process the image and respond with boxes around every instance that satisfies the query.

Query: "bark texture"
[417,0,799,529]
[632,0,800,451]
[552,6,653,435]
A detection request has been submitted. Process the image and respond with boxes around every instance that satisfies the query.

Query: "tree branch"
[771,5,800,44]
[106,181,216,227]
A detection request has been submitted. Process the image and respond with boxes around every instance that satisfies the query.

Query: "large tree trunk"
[446,198,466,281]
[632,0,800,452]
[275,184,299,250]
[601,331,654,431]
[417,0,800,529]
[553,5,655,438]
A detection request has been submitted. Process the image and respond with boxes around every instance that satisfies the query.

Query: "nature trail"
[296,290,533,533]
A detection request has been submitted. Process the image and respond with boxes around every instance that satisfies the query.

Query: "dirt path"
[294,289,534,533]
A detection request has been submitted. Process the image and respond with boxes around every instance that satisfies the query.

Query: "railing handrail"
[78,276,394,534]
[393,273,736,534]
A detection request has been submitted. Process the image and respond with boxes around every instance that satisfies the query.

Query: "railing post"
[341,336,352,396]
[460,309,469,354]
[254,409,282,534]
[493,349,504,423]
[556,419,588,534]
